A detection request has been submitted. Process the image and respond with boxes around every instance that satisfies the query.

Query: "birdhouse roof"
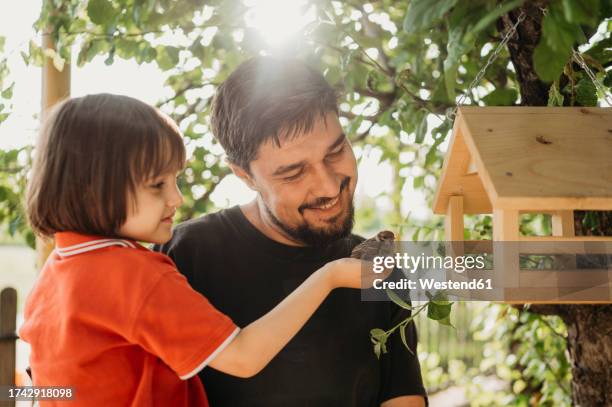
[433,107,612,214]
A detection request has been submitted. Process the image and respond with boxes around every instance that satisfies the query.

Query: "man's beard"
[264,177,355,248]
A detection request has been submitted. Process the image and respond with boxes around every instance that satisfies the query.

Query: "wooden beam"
[493,209,521,297]
[0,287,17,398]
[444,196,465,242]
[517,241,612,254]
[551,210,575,237]
[493,209,519,241]
[519,236,612,242]
[37,31,70,268]
[42,33,71,118]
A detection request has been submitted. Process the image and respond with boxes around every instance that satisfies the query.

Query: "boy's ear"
[228,161,258,191]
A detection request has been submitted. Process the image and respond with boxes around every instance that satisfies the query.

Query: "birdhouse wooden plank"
[433,106,612,303]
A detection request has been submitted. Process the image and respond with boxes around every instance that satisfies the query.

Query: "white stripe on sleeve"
[179,327,241,380]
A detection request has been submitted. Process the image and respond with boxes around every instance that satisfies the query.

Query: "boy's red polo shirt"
[19,232,239,406]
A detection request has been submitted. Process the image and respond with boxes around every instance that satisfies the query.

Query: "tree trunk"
[563,306,612,405]
[500,4,612,405]
[497,1,549,106]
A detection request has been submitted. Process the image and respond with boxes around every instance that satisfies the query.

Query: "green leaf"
[431,291,451,305]
[585,37,612,65]
[9,216,21,236]
[444,23,475,100]
[27,40,43,67]
[547,81,565,106]
[77,39,112,67]
[25,231,36,249]
[602,0,612,18]
[87,0,116,25]
[427,301,452,321]
[367,69,387,92]
[370,328,387,342]
[533,41,571,82]
[116,38,141,59]
[341,49,358,72]
[380,340,388,355]
[189,40,207,62]
[470,0,525,34]
[399,109,416,134]
[413,175,425,189]
[1,83,14,99]
[371,327,388,359]
[141,45,158,63]
[425,137,443,168]
[399,323,409,349]
[374,342,382,359]
[562,0,599,26]
[386,289,413,310]
[403,0,458,33]
[437,315,455,328]
[575,78,597,106]
[482,88,517,106]
[104,45,116,66]
[603,70,612,88]
[415,113,428,143]
[156,46,180,71]
[582,211,600,230]
[543,2,586,52]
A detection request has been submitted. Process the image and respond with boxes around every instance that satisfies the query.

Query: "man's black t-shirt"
[157,206,427,406]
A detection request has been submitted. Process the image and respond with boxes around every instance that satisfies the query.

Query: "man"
[158,56,427,406]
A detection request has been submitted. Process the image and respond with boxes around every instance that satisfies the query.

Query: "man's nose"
[310,165,340,198]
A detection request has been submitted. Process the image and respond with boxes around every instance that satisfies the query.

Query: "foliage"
[466,304,572,406]
[0,147,34,248]
[0,36,12,124]
[2,0,610,241]
[1,0,611,401]
[0,35,32,246]
[370,290,453,359]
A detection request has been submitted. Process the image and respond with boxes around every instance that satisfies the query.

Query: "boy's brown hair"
[27,93,186,237]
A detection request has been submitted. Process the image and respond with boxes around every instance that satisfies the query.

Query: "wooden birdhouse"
[433,107,612,303]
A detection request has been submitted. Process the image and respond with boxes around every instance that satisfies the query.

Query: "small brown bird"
[350,230,396,260]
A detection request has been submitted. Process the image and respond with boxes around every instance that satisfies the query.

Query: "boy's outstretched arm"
[207,258,367,378]
[381,395,426,407]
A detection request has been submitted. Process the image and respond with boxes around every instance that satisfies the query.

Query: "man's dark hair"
[211,56,338,170]
[27,93,185,237]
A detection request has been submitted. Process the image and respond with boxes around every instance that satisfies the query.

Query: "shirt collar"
[54,231,142,257]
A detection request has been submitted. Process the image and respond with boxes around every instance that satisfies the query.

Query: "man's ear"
[228,161,258,191]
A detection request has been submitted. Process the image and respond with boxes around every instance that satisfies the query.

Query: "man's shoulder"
[325,233,365,259]
[344,233,365,249]
[350,233,365,244]
[156,207,240,257]
[172,207,237,240]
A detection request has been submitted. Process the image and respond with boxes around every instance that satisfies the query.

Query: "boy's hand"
[325,231,397,290]
[325,257,393,290]
[325,258,365,289]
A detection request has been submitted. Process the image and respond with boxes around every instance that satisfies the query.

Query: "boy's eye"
[151,181,165,189]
